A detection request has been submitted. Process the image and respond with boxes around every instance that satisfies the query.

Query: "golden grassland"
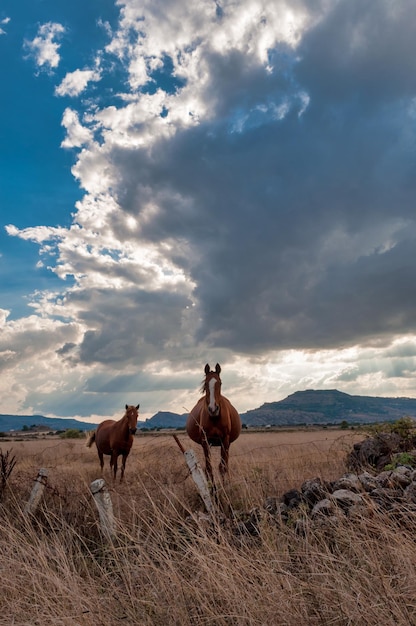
[1,429,416,625]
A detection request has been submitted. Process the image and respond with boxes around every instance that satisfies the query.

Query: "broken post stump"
[24,468,48,516]
[90,478,115,540]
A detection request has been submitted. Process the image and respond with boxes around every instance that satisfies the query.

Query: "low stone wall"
[234,432,416,537]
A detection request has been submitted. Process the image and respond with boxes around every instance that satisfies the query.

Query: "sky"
[1,0,416,424]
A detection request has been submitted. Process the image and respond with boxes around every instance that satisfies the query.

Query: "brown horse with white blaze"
[86,404,140,482]
[186,363,241,482]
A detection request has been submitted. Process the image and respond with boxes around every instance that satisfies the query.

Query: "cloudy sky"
[1,0,416,423]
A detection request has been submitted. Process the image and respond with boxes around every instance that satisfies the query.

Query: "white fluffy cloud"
[60,108,94,148]
[0,16,10,35]
[24,22,66,71]
[55,68,102,97]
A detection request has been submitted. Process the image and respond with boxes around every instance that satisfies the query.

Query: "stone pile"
[260,465,416,533]
[235,432,416,536]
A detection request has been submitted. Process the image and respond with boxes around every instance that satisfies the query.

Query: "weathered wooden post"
[173,434,213,514]
[90,478,115,540]
[24,467,48,516]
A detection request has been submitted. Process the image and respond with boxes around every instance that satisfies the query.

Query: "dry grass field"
[1,428,416,625]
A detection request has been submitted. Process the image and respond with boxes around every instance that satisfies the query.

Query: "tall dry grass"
[1,430,416,625]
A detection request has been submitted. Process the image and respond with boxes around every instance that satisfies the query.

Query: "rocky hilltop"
[241,389,416,426]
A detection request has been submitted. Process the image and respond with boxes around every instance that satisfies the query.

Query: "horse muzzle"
[208,405,220,418]
[129,427,137,435]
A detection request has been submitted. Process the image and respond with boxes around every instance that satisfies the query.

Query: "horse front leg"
[120,453,128,483]
[202,439,214,484]
[110,451,118,481]
[219,436,230,481]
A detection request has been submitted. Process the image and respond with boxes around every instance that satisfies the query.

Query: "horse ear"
[136,404,140,410]
[125,404,128,409]
[204,363,210,374]
[215,363,221,374]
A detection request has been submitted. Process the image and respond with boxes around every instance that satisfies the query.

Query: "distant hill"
[0,414,99,433]
[240,389,416,426]
[139,411,188,429]
[2,390,416,432]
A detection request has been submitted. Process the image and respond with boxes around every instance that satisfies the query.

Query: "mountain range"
[0,414,100,433]
[2,389,416,432]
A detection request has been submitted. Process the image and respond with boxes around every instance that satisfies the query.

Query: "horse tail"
[86,431,96,448]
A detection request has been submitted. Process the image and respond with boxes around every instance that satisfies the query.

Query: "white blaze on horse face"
[208,377,217,413]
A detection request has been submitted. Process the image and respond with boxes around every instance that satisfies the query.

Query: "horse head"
[203,363,222,418]
[125,403,140,435]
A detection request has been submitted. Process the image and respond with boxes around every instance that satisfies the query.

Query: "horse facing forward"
[186,363,241,482]
[86,404,140,482]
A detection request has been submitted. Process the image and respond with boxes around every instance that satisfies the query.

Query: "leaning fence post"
[90,478,115,540]
[24,467,48,516]
[173,435,214,514]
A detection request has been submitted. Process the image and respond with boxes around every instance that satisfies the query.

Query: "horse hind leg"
[97,449,104,474]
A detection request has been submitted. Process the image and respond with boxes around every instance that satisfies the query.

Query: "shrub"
[59,429,84,439]
[391,416,415,438]
[366,416,416,439]
[384,451,416,470]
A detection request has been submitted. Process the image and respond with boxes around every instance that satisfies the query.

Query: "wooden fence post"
[173,435,214,514]
[90,478,115,540]
[24,468,48,516]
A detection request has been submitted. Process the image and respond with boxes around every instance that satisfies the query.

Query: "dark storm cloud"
[84,371,194,393]
[296,0,416,103]
[91,0,416,356]
[112,134,415,355]
[66,287,192,366]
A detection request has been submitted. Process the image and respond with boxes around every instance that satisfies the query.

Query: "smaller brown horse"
[186,363,241,483]
[86,404,140,482]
